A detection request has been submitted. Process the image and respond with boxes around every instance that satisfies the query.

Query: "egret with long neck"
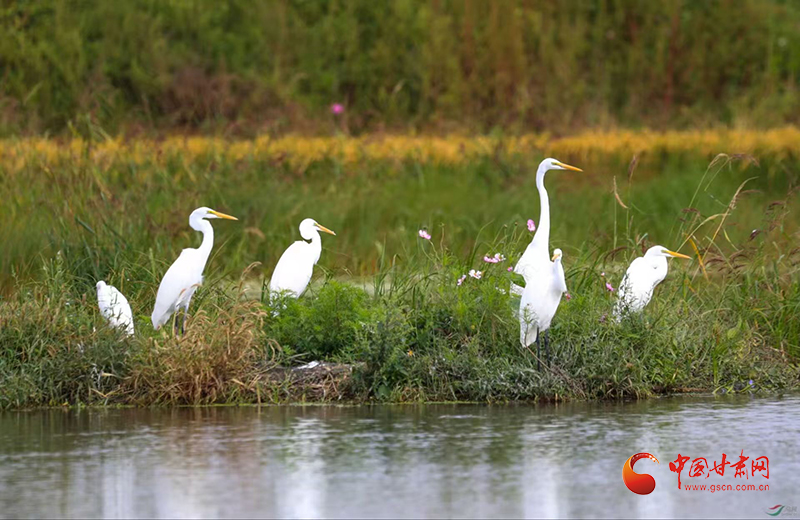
[513,158,582,291]
[151,207,238,332]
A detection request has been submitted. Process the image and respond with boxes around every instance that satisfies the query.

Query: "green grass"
[0,151,798,408]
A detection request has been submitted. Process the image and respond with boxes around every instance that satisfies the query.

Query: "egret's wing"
[514,240,550,279]
[519,259,565,345]
[269,241,314,297]
[97,283,135,335]
[517,257,550,286]
[615,257,656,315]
[152,249,200,328]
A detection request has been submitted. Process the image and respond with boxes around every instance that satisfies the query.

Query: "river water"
[0,395,797,519]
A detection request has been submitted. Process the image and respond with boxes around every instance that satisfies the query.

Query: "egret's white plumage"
[520,248,567,348]
[269,218,336,298]
[96,281,134,336]
[151,207,237,330]
[513,158,582,292]
[613,245,690,320]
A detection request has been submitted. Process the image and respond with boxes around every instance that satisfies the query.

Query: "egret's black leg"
[173,312,180,335]
[536,334,542,371]
[544,330,551,366]
[181,309,188,335]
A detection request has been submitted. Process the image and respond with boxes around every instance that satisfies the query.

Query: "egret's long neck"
[196,220,214,264]
[531,165,550,252]
[554,260,567,292]
[308,231,322,264]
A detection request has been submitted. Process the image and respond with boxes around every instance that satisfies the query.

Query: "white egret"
[96,281,134,336]
[613,245,691,320]
[512,158,583,296]
[520,248,567,368]
[151,207,238,332]
[269,218,336,298]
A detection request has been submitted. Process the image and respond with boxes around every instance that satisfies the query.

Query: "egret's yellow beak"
[551,252,561,261]
[315,223,336,236]
[663,249,691,259]
[554,160,583,172]
[209,210,238,220]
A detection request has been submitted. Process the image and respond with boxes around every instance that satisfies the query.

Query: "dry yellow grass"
[1,127,798,172]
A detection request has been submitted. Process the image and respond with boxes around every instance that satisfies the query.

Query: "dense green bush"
[266,281,371,360]
[1,0,799,135]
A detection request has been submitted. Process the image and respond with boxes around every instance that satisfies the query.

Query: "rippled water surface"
[1,395,798,519]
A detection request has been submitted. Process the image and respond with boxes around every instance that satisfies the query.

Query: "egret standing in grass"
[151,207,238,332]
[512,158,583,296]
[96,281,134,336]
[520,248,567,368]
[269,218,336,298]
[613,245,691,320]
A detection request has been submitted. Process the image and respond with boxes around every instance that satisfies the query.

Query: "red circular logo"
[623,452,659,495]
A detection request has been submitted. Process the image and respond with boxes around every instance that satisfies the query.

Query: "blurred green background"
[1,0,799,136]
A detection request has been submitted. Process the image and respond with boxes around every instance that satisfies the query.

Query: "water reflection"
[0,395,797,518]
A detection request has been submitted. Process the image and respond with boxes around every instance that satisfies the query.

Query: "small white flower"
[469,269,483,280]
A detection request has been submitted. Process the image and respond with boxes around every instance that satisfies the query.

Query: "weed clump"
[126,296,269,405]
[0,257,134,408]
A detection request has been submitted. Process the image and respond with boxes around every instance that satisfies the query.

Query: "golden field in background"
[1,127,799,171]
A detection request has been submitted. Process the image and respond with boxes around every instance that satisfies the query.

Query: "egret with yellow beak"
[269,218,336,298]
[512,158,582,296]
[151,207,238,332]
[613,245,691,320]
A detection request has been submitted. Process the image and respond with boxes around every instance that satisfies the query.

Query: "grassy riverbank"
[0,132,799,408]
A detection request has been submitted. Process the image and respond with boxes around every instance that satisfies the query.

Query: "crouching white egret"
[96,281,134,336]
[269,218,336,298]
[613,245,691,320]
[151,207,238,332]
[514,158,583,285]
[520,248,567,369]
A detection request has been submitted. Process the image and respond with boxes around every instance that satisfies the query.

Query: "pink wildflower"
[565,293,572,301]
[527,219,536,232]
[457,274,467,286]
[418,229,431,240]
[483,253,506,263]
[605,282,615,292]
[507,266,513,272]
[330,103,345,115]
